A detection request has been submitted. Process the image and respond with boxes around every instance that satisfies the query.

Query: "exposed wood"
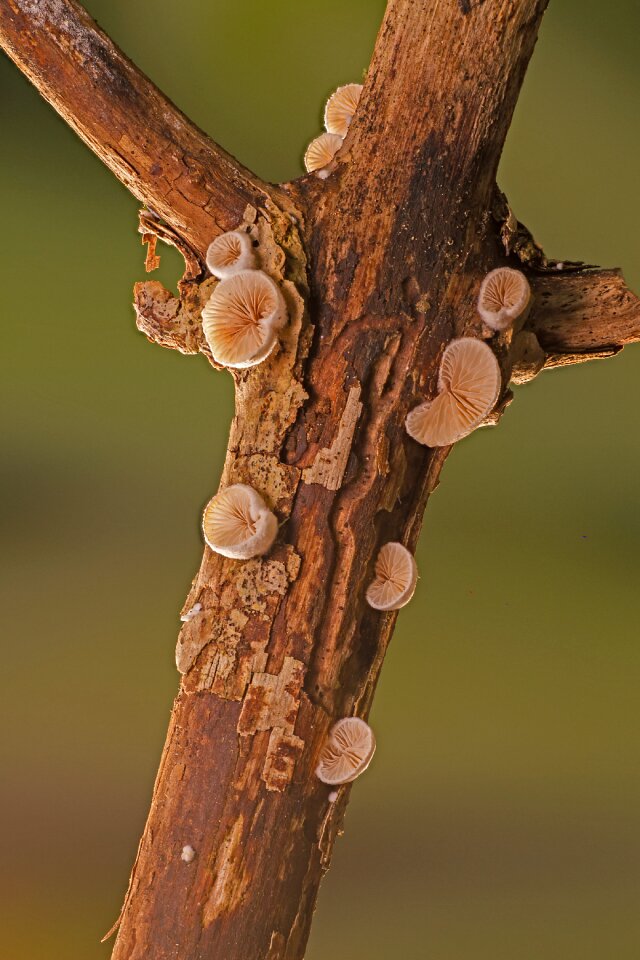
[2,1,640,960]
[530,268,640,358]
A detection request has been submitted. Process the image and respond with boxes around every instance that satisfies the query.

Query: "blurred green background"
[1,1,639,957]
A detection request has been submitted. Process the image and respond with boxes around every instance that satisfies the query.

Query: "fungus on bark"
[366,542,418,610]
[315,718,376,785]
[477,266,531,331]
[202,484,278,560]
[180,845,196,863]
[205,230,256,279]
[201,270,287,368]
[324,83,363,137]
[405,338,501,447]
[303,132,343,177]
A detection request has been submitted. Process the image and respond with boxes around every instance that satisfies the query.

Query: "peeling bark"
[2,1,640,959]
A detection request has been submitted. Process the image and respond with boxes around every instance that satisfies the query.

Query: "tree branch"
[0,0,284,257]
[492,191,640,374]
[529,268,640,366]
[4,0,638,958]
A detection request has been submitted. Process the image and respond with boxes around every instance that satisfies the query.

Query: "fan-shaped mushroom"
[201,270,287,368]
[303,132,343,177]
[324,83,363,138]
[477,266,531,331]
[202,484,278,560]
[405,338,501,447]
[315,717,376,785]
[366,542,418,611]
[206,230,256,280]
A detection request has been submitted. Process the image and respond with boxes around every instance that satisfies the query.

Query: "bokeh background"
[1,1,639,957]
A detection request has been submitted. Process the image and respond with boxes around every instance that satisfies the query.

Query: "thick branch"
[109,3,556,960]
[5,1,637,959]
[0,0,283,257]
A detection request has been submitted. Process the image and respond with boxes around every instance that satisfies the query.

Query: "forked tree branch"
[2,2,640,960]
[0,0,284,257]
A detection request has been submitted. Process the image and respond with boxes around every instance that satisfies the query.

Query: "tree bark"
[2,2,640,959]
[0,0,284,254]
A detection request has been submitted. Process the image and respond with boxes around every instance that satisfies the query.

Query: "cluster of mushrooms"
[195,85,533,793]
[303,83,363,177]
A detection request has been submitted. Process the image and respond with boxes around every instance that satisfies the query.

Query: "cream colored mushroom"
[206,230,256,279]
[304,132,343,177]
[315,717,376,785]
[509,330,546,385]
[201,269,287,368]
[477,266,531,331]
[324,83,363,138]
[202,484,278,560]
[405,338,501,447]
[366,542,418,611]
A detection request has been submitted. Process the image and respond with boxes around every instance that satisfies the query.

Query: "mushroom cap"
[477,266,531,331]
[304,132,343,174]
[366,542,418,611]
[206,230,256,280]
[202,483,278,560]
[201,270,287,369]
[405,338,501,447]
[315,717,376,785]
[509,330,546,385]
[324,83,363,138]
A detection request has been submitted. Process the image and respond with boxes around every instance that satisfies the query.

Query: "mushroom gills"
[206,230,256,280]
[315,717,376,785]
[366,541,418,610]
[303,132,343,175]
[201,269,287,368]
[324,83,363,138]
[202,483,278,560]
[405,338,501,447]
[477,266,531,331]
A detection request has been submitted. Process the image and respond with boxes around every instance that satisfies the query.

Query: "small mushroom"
[206,230,256,279]
[405,338,501,447]
[509,330,546,385]
[202,483,278,560]
[366,542,418,611]
[477,266,531,331]
[315,717,376,786]
[324,83,363,138]
[201,269,287,368]
[180,602,202,623]
[181,845,196,863]
[303,132,343,177]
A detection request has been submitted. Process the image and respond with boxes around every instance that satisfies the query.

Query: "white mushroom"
[405,338,501,447]
[315,717,376,785]
[477,266,531,331]
[324,83,363,138]
[206,230,256,279]
[180,602,202,623]
[366,542,418,611]
[202,484,278,560]
[181,845,196,863]
[201,270,287,369]
[304,132,343,177]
